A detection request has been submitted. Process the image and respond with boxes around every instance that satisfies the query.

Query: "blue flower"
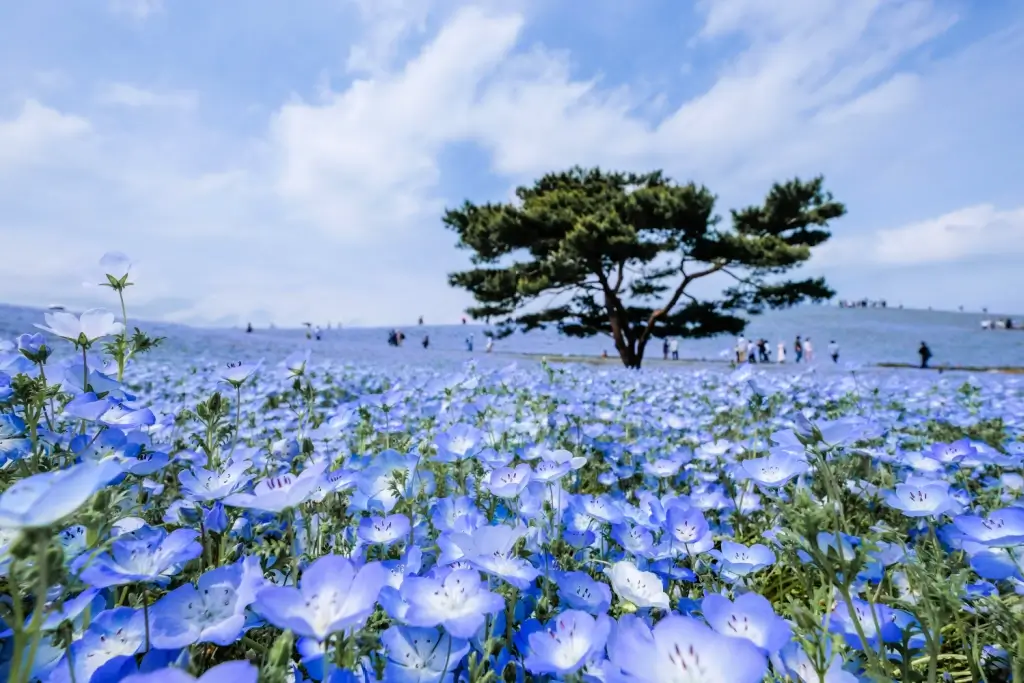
[434,424,485,463]
[701,591,791,655]
[150,556,265,648]
[253,555,388,641]
[0,414,31,462]
[712,541,776,577]
[179,461,253,502]
[48,608,146,683]
[223,461,327,513]
[954,507,1024,547]
[79,526,202,588]
[486,464,532,498]
[122,661,257,683]
[381,625,469,683]
[555,571,612,615]
[401,569,505,638]
[608,613,767,683]
[883,481,956,518]
[0,460,121,530]
[524,610,611,676]
[828,597,902,652]
[778,641,858,683]
[357,514,411,547]
[740,452,808,488]
[64,393,156,429]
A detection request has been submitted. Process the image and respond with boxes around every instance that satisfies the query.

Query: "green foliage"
[444,166,846,367]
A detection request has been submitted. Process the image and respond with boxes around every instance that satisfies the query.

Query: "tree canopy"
[443,166,846,368]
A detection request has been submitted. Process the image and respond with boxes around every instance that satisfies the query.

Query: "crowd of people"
[726,335,841,365]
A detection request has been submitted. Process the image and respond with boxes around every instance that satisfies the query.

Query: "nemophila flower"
[574,493,625,525]
[431,496,486,534]
[778,641,858,683]
[556,571,612,615]
[381,625,469,683]
[953,507,1024,547]
[524,610,612,676]
[700,592,791,655]
[883,481,957,518]
[0,460,121,529]
[434,423,485,462]
[643,458,682,478]
[63,393,156,430]
[612,522,655,555]
[664,505,711,546]
[926,439,978,464]
[149,556,265,648]
[0,414,31,462]
[740,452,808,488]
[179,461,253,502]
[486,464,532,498]
[0,372,12,402]
[443,524,540,588]
[254,555,387,641]
[530,458,572,484]
[383,547,423,589]
[48,608,147,683]
[223,461,327,513]
[358,514,411,547]
[608,613,767,683]
[713,541,776,577]
[122,661,257,683]
[401,569,505,638]
[828,598,901,651]
[282,349,312,377]
[219,360,262,387]
[36,308,124,346]
[79,526,202,588]
[606,561,670,611]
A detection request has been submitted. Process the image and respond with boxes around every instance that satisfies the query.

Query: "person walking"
[736,336,748,364]
[804,337,814,362]
[663,338,670,360]
[422,335,430,349]
[919,341,932,369]
[669,338,679,360]
[794,336,803,363]
[776,341,786,363]
[485,335,494,353]
[828,340,839,363]
[466,333,474,352]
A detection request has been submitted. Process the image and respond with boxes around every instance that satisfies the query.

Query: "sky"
[1,0,1022,328]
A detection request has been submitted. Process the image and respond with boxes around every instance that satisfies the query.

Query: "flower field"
[1,258,1024,683]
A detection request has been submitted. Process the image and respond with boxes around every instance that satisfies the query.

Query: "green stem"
[18,541,51,683]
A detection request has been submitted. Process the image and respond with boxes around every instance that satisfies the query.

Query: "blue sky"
[1,0,1022,327]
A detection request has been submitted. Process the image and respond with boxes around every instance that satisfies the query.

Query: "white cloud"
[269,7,526,240]
[816,205,1024,267]
[109,0,162,20]
[0,100,90,169]
[96,83,197,110]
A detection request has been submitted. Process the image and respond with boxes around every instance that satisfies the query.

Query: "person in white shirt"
[777,341,786,363]
[828,340,839,363]
[669,338,679,360]
[804,337,814,362]
[736,336,748,363]
[485,336,494,353]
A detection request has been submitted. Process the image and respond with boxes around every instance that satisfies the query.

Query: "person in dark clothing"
[757,339,770,363]
[919,342,932,369]
[422,335,430,349]
[246,322,253,333]
[794,336,803,363]
[662,338,670,360]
